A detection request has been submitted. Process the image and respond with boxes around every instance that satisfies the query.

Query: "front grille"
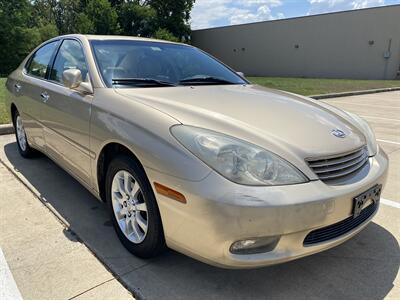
[306,146,369,182]
[303,202,377,246]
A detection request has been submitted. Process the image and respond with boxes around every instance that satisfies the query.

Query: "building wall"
[192,5,400,80]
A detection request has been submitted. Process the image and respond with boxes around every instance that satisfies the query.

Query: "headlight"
[346,112,378,156]
[171,125,307,186]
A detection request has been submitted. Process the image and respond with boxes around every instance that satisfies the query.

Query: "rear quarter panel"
[5,51,34,118]
[5,71,20,123]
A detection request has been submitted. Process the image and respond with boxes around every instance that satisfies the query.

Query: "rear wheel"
[13,111,34,158]
[105,155,166,258]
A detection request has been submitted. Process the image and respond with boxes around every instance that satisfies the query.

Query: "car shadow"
[3,141,399,300]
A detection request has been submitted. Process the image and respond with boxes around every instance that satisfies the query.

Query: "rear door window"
[26,41,58,79]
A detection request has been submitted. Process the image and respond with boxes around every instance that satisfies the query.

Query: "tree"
[153,28,179,42]
[147,0,195,41]
[0,0,60,75]
[118,1,157,37]
[31,0,57,27]
[0,0,38,75]
[115,0,195,41]
[75,12,95,34]
[31,0,59,41]
[0,0,197,74]
[37,23,59,40]
[85,0,120,34]
[54,0,84,34]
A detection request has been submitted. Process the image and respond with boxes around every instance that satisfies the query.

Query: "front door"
[41,39,93,184]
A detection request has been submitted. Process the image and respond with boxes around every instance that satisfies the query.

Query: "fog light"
[229,236,280,255]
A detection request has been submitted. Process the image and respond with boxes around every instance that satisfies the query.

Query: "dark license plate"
[353,184,382,218]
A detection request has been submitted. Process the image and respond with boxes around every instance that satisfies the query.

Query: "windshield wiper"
[112,78,177,87]
[179,76,237,85]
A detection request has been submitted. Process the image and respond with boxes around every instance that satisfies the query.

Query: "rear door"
[41,38,93,184]
[16,41,59,149]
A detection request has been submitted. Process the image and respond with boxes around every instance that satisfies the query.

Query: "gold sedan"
[6,35,388,268]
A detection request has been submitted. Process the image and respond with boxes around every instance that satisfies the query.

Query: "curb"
[310,86,400,99]
[0,124,14,135]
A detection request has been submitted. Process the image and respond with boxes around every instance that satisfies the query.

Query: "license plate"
[353,184,382,218]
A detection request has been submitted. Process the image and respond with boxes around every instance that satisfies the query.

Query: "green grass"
[0,77,399,124]
[0,78,10,124]
[248,77,400,96]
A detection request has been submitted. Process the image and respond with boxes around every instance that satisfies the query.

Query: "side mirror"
[62,68,82,89]
[62,68,93,94]
[236,71,245,77]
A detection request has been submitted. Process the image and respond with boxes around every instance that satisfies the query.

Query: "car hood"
[116,84,366,164]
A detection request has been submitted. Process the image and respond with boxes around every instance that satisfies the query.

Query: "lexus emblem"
[331,129,346,138]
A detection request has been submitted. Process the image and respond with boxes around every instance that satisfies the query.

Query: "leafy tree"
[31,0,57,27]
[118,1,157,37]
[147,0,195,40]
[37,23,59,40]
[0,0,38,74]
[75,12,95,34]
[0,0,60,75]
[28,1,59,42]
[0,0,197,74]
[85,0,120,34]
[153,28,179,42]
[54,0,84,34]
[115,0,194,41]
[109,0,124,6]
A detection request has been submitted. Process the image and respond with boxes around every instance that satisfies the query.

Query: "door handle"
[40,91,50,103]
[14,83,22,92]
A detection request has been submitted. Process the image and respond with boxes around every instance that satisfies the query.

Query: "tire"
[105,155,166,258]
[13,110,35,158]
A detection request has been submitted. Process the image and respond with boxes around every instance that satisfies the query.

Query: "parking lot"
[0,91,399,299]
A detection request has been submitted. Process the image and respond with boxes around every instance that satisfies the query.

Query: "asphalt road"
[0,91,399,299]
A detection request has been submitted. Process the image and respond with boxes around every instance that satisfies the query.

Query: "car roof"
[55,34,186,46]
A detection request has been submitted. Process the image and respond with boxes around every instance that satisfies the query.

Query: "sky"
[190,0,400,30]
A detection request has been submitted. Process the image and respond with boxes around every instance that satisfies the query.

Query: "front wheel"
[105,155,166,258]
[13,111,35,158]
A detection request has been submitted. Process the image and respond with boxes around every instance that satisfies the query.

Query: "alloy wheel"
[111,170,148,244]
[16,115,27,152]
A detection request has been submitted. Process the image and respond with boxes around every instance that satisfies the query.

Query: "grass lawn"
[0,77,399,124]
[0,78,10,124]
[248,77,400,96]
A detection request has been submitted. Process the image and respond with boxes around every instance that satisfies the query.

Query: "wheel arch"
[96,141,147,202]
[10,103,18,126]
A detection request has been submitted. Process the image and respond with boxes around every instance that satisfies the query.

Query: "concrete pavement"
[0,91,399,299]
[0,161,133,299]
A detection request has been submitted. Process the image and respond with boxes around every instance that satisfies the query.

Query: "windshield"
[90,40,247,88]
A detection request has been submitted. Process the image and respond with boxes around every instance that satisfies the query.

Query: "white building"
[192,5,400,80]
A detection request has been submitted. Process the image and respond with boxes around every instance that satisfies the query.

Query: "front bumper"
[147,148,388,269]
